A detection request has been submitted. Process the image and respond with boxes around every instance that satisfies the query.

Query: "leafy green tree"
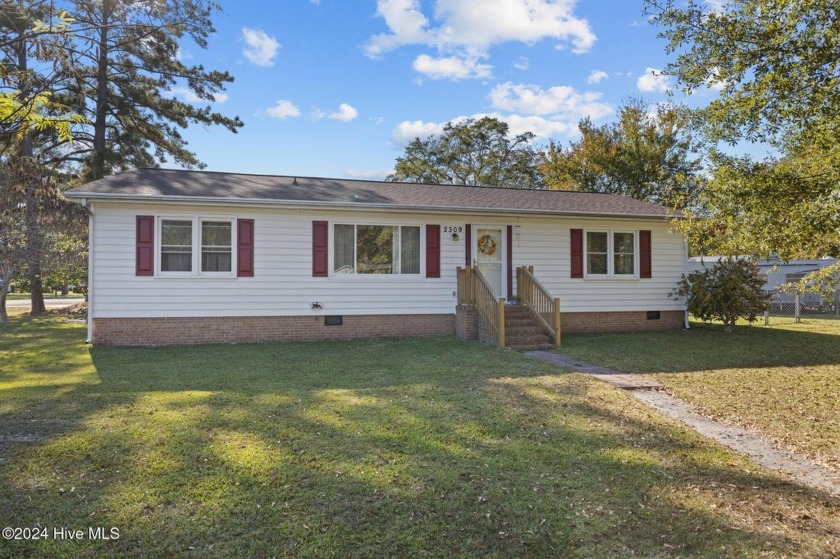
[390,117,542,189]
[539,99,702,208]
[672,257,771,332]
[647,0,840,269]
[646,0,840,145]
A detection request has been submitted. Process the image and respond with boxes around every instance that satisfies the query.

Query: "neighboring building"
[65,169,687,346]
[687,255,838,287]
[686,255,839,309]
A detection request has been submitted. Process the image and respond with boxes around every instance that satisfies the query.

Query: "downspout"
[83,200,94,343]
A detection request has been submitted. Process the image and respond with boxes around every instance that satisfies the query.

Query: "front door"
[475,227,504,297]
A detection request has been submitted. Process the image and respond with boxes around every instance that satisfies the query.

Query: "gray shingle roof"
[65,168,679,219]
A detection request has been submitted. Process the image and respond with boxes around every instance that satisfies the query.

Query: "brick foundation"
[455,305,478,341]
[455,304,496,346]
[561,310,684,333]
[93,314,455,346]
[93,309,683,346]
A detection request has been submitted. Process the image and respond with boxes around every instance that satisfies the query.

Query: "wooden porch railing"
[516,266,561,347]
[456,265,475,305]
[457,265,505,347]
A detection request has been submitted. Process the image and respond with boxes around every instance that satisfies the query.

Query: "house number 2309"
[443,226,463,233]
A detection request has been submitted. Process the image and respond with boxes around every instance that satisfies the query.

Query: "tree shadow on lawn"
[1,336,839,557]
[560,321,840,374]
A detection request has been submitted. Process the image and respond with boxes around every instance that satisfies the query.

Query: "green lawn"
[1,317,839,557]
[560,319,840,475]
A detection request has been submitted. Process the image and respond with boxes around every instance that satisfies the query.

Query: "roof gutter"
[64,191,680,220]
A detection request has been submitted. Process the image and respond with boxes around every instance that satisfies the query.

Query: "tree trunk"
[16,35,47,316]
[89,1,112,181]
[0,274,11,325]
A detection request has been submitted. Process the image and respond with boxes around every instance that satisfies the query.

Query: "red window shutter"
[426,224,441,278]
[570,228,583,278]
[237,219,254,277]
[312,220,329,277]
[506,225,513,299]
[640,230,652,279]
[465,223,472,267]
[136,216,154,276]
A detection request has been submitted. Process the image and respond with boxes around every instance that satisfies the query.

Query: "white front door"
[475,227,504,297]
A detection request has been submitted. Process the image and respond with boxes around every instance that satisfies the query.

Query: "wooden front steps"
[504,303,555,352]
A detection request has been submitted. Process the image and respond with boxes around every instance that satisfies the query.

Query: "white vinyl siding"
[89,201,685,318]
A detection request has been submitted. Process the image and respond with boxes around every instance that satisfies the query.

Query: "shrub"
[672,257,772,332]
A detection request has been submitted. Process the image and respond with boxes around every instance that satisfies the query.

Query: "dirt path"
[526,351,840,498]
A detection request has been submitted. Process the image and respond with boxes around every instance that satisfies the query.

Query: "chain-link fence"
[765,289,840,324]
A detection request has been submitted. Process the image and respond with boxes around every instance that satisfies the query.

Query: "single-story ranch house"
[65,169,688,347]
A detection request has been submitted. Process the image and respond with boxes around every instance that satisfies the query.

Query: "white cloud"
[265,100,300,120]
[497,113,577,138]
[175,47,193,61]
[242,28,280,67]
[392,109,609,146]
[392,119,448,144]
[488,82,613,120]
[169,87,228,104]
[343,168,394,181]
[636,67,671,94]
[587,70,608,84]
[365,0,596,80]
[365,0,434,58]
[412,53,492,80]
[329,103,359,122]
[513,56,529,71]
[705,0,726,12]
[394,78,618,145]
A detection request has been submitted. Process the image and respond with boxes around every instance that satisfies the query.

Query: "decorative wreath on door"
[477,234,498,256]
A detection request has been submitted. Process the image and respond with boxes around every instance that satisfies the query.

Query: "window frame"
[329,222,424,278]
[583,228,639,279]
[155,215,237,278]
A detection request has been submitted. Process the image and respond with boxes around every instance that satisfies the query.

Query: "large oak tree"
[647,0,840,273]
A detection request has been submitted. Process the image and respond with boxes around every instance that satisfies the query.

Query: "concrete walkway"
[526,351,661,389]
[526,350,840,498]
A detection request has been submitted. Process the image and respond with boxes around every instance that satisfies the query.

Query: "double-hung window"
[160,219,193,272]
[200,220,233,272]
[158,217,234,276]
[333,224,421,275]
[585,230,636,278]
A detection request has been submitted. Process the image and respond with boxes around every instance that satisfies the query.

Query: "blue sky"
[171,0,723,180]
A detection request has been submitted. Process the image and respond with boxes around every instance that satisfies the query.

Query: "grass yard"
[560,319,840,476]
[1,317,839,557]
